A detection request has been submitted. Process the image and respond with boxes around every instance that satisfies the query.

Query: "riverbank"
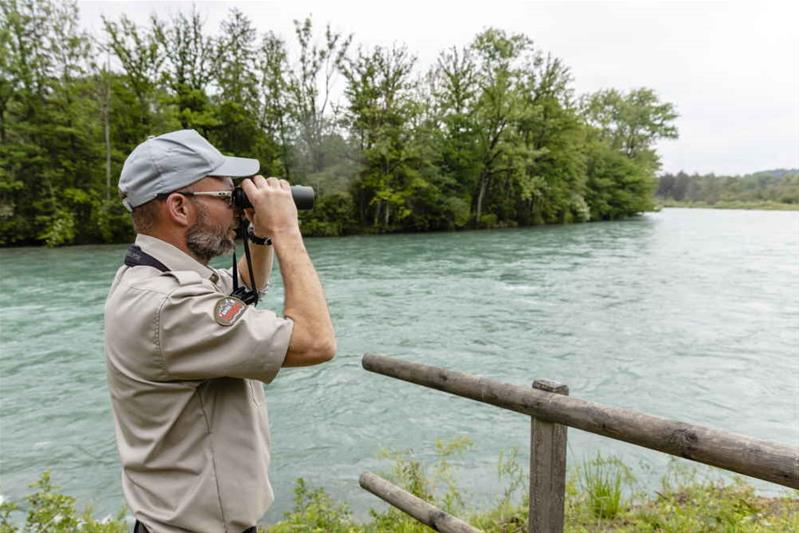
[2,453,797,532]
[656,200,799,210]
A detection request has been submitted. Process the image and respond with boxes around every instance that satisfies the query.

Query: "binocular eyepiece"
[233,185,315,211]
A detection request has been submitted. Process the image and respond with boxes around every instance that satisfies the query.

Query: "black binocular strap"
[124,244,169,273]
[123,241,258,305]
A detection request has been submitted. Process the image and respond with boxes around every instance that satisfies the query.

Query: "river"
[0,208,797,522]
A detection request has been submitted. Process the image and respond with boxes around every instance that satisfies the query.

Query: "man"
[104,129,336,533]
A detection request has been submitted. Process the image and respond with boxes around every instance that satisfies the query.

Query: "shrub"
[0,472,127,532]
[267,478,358,533]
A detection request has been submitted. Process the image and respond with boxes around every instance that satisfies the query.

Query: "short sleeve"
[212,267,239,295]
[157,282,293,383]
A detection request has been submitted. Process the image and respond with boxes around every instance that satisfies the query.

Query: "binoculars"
[233,185,315,211]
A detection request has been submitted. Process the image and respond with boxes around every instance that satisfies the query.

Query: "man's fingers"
[279,179,290,190]
[241,178,256,194]
[252,175,268,188]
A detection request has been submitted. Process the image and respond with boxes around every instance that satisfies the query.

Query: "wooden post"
[529,379,569,533]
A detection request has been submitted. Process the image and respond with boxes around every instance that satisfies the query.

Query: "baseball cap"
[118,129,260,211]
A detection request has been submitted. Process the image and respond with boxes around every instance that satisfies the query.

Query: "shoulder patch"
[214,296,247,326]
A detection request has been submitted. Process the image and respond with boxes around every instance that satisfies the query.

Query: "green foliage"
[0,471,127,532]
[578,453,634,520]
[582,88,678,166]
[299,191,357,236]
[624,464,799,533]
[0,2,676,246]
[287,17,352,178]
[365,436,473,532]
[2,454,797,532]
[37,208,76,247]
[584,139,655,220]
[466,447,529,531]
[267,478,359,533]
[656,169,799,207]
[0,499,19,533]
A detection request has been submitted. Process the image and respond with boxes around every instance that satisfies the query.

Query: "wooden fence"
[358,353,799,533]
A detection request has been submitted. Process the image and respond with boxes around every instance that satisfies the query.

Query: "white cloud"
[78,0,799,175]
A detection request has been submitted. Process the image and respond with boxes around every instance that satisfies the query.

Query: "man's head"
[119,130,259,262]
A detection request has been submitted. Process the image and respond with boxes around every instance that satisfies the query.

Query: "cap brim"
[210,156,260,178]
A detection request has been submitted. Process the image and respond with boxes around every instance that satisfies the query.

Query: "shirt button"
[209,273,219,283]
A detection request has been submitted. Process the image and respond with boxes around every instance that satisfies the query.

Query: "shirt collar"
[135,234,219,282]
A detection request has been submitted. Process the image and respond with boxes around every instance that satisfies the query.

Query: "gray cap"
[119,129,260,210]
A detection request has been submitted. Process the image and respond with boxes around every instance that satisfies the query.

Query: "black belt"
[134,520,256,533]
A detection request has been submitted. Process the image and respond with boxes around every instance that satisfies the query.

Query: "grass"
[1,442,797,532]
[578,453,633,520]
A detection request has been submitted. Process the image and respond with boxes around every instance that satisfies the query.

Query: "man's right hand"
[240,175,335,367]
[241,176,300,240]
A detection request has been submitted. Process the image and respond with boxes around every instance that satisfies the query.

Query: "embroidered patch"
[214,296,246,326]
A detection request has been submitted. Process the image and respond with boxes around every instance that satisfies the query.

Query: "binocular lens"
[234,185,315,210]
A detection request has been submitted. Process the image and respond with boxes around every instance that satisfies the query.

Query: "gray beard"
[186,204,235,263]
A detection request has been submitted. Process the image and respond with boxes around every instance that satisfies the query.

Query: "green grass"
[579,453,633,520]
[2,444,796,532]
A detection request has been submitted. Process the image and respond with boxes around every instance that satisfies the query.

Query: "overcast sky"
[77,0,799,176]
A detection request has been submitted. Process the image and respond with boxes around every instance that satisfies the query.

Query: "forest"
[0,0,679,246]
[656,169,799,207]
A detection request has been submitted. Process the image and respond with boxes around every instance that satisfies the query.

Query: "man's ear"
[163,193,192,227]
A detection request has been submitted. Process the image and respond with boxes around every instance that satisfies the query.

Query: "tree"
[582,88,678,170]
[210,8,274,165]
[256,31,294,177]
[584,139,654,220]
[580,88,678,219]
[0,0,108,245]
[102,13,164,134]
[0,3,680,245]
[342,45,422,228]
[515,53,587,224]
[152,7,217,132]
[287,17,351,176]
[429,46,480,227]
[467,29,541,226]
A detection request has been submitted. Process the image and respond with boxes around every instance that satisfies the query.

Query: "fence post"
[529,379,569,533]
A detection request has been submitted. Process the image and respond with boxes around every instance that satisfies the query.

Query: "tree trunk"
[102,67,112,201]
[104,106,111,201]
[475,175,488,226]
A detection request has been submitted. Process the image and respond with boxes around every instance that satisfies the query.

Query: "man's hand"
[240,175,335,367]
[240,176,300,240]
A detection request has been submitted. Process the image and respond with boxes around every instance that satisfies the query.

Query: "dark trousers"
[134,520,256,533]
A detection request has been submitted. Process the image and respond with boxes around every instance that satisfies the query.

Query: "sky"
[77,0,799,176]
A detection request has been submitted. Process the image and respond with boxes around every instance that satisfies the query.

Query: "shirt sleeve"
[214,267,240,295]
[156,282,293,383]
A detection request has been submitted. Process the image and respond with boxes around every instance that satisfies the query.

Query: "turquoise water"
[1,208,797,523]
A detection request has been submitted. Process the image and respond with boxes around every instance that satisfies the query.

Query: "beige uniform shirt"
[104,234,293,533]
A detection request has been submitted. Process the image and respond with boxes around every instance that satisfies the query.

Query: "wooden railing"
[358,353,799,533]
